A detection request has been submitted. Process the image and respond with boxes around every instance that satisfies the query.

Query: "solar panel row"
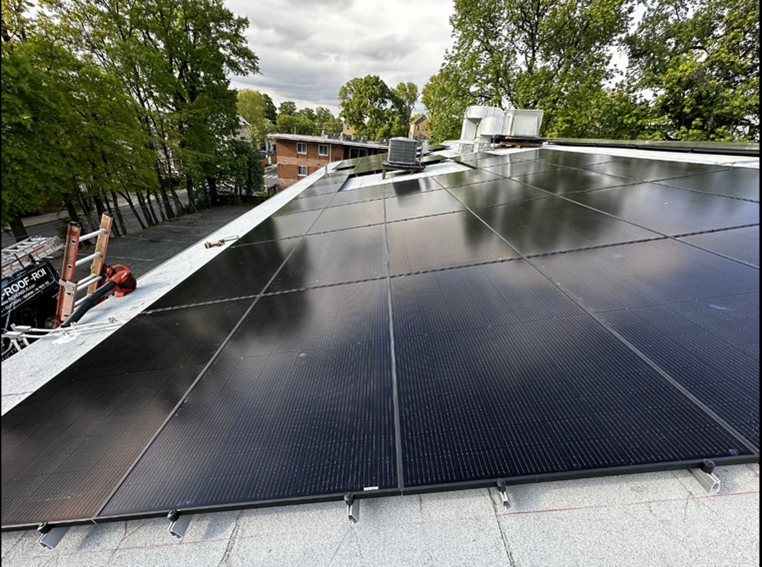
[2,149,758,528]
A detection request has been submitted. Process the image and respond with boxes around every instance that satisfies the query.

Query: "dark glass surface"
[353,154,387,175]
[1,300,251,526]
[658,168,760,202]
[329,184,386,207]
[520,169,628,194]
[484,160,561,178]
[308,199,385,233]
[449,180,550,210]
[392,262,750,487]
[234,210,322,245]
[385,177,443,197]
[385,190,465,222]
[537,240,760,446]
[585,159,726,182]
[101,281,396,515]
[420,154,448,165]
[266,225,387,292]
[433,169,502,188]
[149,240,299,309]
[537,150,622,167]
[569,183,760,235]
[476,198,659,256]
[387,211,519,275]
[679,226,760,267]
[274,194,334,216]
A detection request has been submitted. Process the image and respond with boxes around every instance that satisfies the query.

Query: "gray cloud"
[227,0,453,114]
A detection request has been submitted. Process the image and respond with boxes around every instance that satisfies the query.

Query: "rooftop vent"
[387,137,419,165]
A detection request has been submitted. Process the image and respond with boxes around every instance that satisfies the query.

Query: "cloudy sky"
[226,0,454,115]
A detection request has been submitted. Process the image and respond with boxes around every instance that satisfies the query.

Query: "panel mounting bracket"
[496,479,511,510]
[344,493,359,523]
[167,509,192,539]
[690,459,721,494]
[37,523,69,550]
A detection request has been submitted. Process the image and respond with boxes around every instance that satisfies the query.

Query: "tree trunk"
[135,189,155,226]
[111,190,129,235]
[169,183,185,216]
[185,175,199,213]
[158,183,175,220]
[144,188,161,225]
[206,175,218,206]
[119,191,147,230]
[9,218,29,242]
[63,196,80,224]
[150,188,167,222]
[102,195,121,237]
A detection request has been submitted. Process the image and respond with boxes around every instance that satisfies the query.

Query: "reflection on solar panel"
[352,153,388,176]
[2,147,758,529]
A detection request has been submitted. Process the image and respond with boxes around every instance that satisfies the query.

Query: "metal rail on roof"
[545,138,760,157]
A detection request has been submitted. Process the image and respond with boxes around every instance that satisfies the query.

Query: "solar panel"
[535,240,759,446]
[474,197,660,256]
[308,199,385,234]
[233,210,322,245]
[1,300,253,526]
[658,168,760,202]
[568,183,760,235]
[2,149,758,530]
[519,169,629,194]
[448,180,548,210]
[584,159,727,182]
[392,262,751,487]
[100,281,396,516]
[148,239,300,309]
[266,224,387,293]
[679,226,760,267]
[386,211,519,275]
[385,190,465,222]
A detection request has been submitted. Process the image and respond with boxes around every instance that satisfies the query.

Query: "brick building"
[268,133,387,189]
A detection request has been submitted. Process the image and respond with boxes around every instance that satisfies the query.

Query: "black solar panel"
[233,210,322,245]
[569,183,760,236]
[1,300,252,526]
[2,150,758,529]
[392,262,751,487]
[448,180,548,210]
[474,197,660,256]
[535,239,759,446]
[385,190,465,222]
[679,226,760,267]
[387,211,519,275]
[149,239,299,309]
[101,281,396,516]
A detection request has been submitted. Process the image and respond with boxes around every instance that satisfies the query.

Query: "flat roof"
[268,132,387,150]
[1,143,758,565]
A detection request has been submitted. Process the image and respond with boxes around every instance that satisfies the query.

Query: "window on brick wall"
[297,165,308,177]
[297,142,307,154]
[318,144,328,156]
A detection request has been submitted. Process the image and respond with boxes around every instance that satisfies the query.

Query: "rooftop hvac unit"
[388,137,418,165]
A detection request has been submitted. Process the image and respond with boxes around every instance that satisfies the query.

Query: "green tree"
[276,114,315,135]
[261,93,277,122]
[338,75,402,140]
[278,101,297,116]
[435,0,634,137]
[237,89,277,148]
[392,82,419,136]
[625,0,759,141]
[421,71,470,143]
[226,139,264,198]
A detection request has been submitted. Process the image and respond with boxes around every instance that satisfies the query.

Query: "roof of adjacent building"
[267,132,388,149]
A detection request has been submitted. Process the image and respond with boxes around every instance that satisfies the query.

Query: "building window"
[318,144,328,156]
[297,142,307,154]
[297,165,308,177]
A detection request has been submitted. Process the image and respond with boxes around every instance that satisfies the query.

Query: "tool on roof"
[61,265,136,328]
[204,235,239,248]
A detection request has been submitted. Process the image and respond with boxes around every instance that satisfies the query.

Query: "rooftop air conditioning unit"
[388,137,418,165]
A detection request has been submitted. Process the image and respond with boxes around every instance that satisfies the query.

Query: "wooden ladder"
[54,214,113,327]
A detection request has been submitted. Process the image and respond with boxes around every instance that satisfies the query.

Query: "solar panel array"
[2,149,759,528]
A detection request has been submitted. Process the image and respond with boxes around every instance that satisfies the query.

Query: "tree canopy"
[338,75,418,140]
